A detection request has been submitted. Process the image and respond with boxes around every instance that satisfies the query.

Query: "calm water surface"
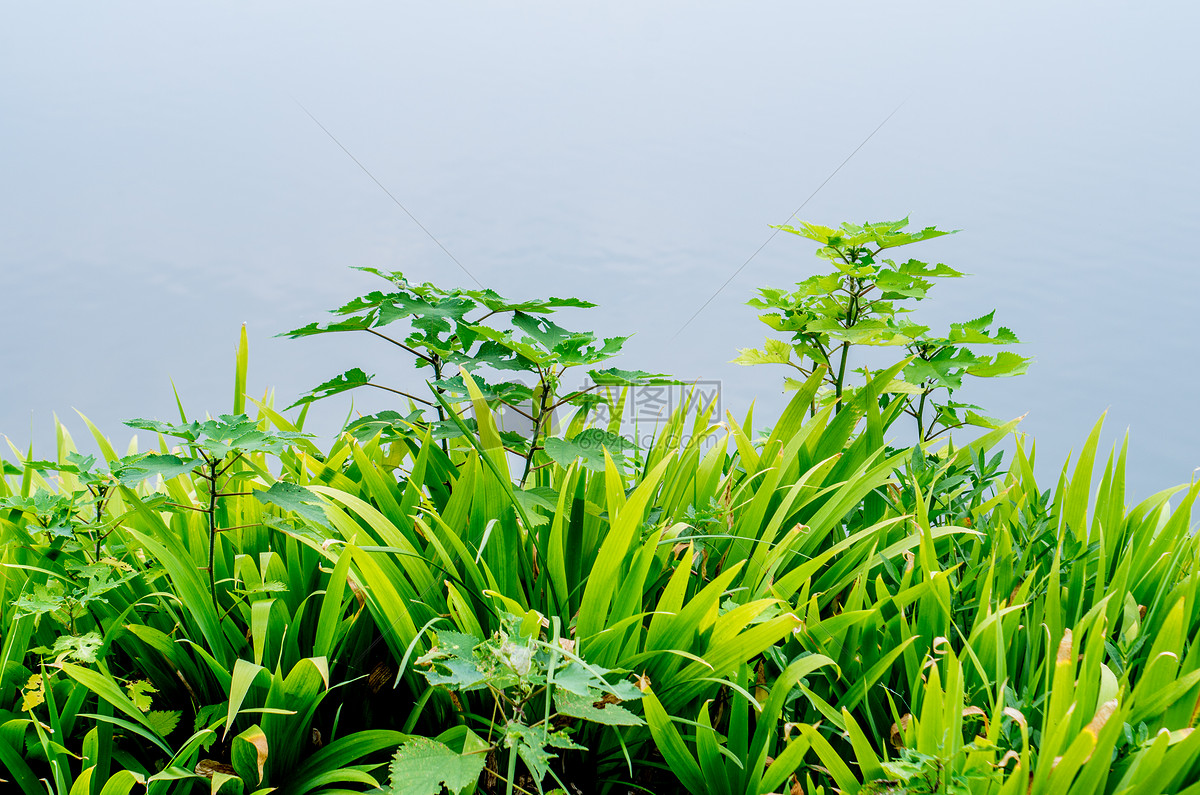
[2,1,1198,498]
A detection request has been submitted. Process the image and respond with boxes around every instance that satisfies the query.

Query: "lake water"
[3,1,1198,499]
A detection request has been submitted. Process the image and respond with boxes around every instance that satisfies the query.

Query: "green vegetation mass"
[2,220,1198,795]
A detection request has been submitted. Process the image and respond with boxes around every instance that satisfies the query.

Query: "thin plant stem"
[365,382,434,406]
[365,327,436,364]
[433,359,449,455]
[915,391,928,442]
[94,488,105,561]
[215,452,245,478]
[519,373,552,488]
[205,458,220,615]
[834,342,850,407]
[505,742,519,795]
[165,502,207,512]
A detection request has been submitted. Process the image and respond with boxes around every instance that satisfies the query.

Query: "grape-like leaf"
[468,290,595,314]
[12,581,68,623]
[554,689,643,726]
[386,736,484,795]
[124,417,193,438]
[415,631,488,690]
[345,409,428,444]
[460,337,539,370]
[504,722,583,784]
[146,710,182,738]
[732,340,793,366]
[511,312,577,350]
[896,258,963,278]
[874,269,932,299]
[587,367,681,386]
[543,429,636,472]
[123,416,308,459]
[965,350,1031,378]
[127,680,157,712]
[117,453,199,485]
[431,376,534,406]
[38,632,103,663]
[513,488,554,527]
[280,314,375,338]
[964,410,1002,429]
[287,368,375,409]
[255,482,330,528]
[21,674,45,712]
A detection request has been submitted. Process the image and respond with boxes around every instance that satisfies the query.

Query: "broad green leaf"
[554,689,643,726]
[965,350,1031,378]
[126,680,156,712]
[643,691,706,793]
[587,367,680,386]
[386,736,484,795]
[224,659,268,740]
[287,368,375,409]
[255,481,330,528]
[231,725,269,788]
[731,338,794,366]
[145,710,181,738]
[504,722,582,784]
[543,429,636,472]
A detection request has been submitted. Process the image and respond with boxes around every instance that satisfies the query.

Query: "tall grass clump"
[1,219,1197,795]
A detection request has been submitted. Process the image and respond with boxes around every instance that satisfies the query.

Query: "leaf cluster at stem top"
[735,218,1031,442]
[283,268,680,486]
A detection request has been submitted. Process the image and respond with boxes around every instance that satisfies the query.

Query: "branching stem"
[365,327,436,364]
[206,457,220,614]
[364,382,434,406]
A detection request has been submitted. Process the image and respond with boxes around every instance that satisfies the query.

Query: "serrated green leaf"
[513,488,553,527]
[875,269,932,299]
[41,632,103,663]
[387,736,484,795]
[21,674,45,712]
[505,722,582,784]
[587,367,680,386]
[431,376,535,405]
[126,680,157,712]
[118,453,199,485]
[554,689,643,726]
[145,710,181,738]
[13,580,68,622]
[732,338,794,366]
[255,481,330,528]
[543,429,636,472]
[415,631,488,690]
[965,350,1031,378]
[287,368,375,409]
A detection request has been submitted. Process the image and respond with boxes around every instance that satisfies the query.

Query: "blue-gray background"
[3,2,1197,498]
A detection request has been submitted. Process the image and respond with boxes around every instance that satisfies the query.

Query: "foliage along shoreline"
[2,220,1199,795]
